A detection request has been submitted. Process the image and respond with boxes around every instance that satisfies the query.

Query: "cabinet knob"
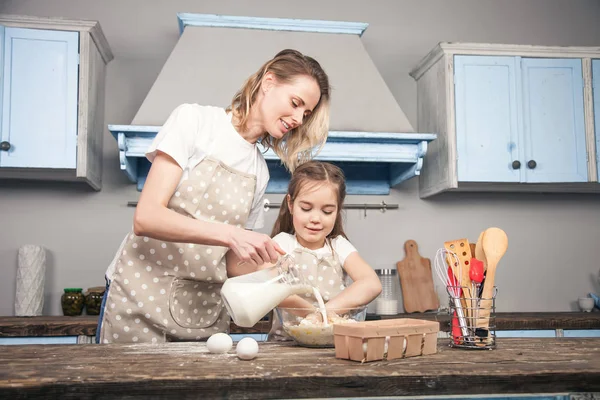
[527,160,537,169]
[511,160,521,170]
[0,141,10,151]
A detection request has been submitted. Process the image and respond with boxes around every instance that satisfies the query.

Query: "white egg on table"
[206,333,233,354]
[236,337,259,360]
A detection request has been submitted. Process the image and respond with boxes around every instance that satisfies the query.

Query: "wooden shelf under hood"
[109,125,436,195]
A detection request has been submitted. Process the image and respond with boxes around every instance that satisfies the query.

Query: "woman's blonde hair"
[228,49,331,172]
[271,161,347,240]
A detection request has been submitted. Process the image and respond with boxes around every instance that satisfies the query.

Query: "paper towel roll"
[15,245,46,316]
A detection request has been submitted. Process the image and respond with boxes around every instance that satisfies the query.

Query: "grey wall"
[1,0,599,316]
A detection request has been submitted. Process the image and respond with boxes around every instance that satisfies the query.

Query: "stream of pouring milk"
[313,287,328,326]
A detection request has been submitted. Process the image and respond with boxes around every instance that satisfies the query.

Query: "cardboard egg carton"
[333,318,439,362]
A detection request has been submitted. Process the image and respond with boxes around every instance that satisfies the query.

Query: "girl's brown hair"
[228,49,331,172]
[271,161,347,240]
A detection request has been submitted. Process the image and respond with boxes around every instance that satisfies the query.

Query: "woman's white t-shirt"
[105,104,269,280]
[272,232,358,267]
[145,103,269,229]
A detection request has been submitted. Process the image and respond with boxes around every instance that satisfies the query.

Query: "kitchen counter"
[1,312,598,337]
[0,338,598,399]
[0,316,271,337]
[379,311,600,331]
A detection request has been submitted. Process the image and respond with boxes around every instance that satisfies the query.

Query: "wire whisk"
[433,248,470,342]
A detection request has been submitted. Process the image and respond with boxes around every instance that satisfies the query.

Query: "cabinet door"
[454,55,521,182]
[521,58,587,183]
[0,27,79,169]
[593,59,600,183]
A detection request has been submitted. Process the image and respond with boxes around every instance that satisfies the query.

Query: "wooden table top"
[0,338,599,399]
[0,312,598,337]
[0,315,271,337]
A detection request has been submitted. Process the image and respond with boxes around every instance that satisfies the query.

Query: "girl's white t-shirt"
[272,232,358,267]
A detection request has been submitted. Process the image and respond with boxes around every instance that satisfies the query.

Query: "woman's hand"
[227,228,285,268]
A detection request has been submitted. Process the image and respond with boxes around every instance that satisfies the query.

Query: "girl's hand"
[304,311,324,324]
[304,309,339,324]
[227,228,285,267]
[324,309,340,321]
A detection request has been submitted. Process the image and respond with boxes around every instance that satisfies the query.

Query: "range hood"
[110,13,436,194]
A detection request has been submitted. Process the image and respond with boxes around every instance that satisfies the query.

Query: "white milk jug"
[221,254,312,327]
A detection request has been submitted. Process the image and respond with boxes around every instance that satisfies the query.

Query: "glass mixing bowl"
[276,306,367,347]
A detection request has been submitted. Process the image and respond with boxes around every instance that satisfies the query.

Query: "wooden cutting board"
[396,240,439,313]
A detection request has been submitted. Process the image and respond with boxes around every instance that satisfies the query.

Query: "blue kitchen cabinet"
[411,43,599,198]
[0,27,79,169]
[454,56,521,183]
[454,55,587,184]
[593,59,600,182]
[0,15,113,190]
[521,58,587,183]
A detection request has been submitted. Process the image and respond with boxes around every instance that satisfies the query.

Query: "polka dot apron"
[100,157,256,343]
[268,244,348,341]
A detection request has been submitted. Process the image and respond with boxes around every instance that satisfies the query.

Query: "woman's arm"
[325,252,382,311]
[134,151,283,265]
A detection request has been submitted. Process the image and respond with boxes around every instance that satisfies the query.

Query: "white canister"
[15,245,47,316]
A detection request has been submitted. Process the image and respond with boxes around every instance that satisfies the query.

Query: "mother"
[98,49,331,343]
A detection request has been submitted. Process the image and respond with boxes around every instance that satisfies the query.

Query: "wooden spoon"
[476,227,508,332]
[474,231,487,271]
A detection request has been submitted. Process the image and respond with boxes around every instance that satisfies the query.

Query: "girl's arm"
[325,252,382,311]
[277,294,314,310]
[135,151,283,265]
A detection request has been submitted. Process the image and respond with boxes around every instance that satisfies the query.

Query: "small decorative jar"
[61,288,85,316]
[85,286,106,315]
[578,296,595,312]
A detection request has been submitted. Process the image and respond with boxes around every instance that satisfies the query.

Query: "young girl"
[227,161,382,340]
[98,49,331,344]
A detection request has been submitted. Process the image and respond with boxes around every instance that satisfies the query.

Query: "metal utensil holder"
[446,286,497,350]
